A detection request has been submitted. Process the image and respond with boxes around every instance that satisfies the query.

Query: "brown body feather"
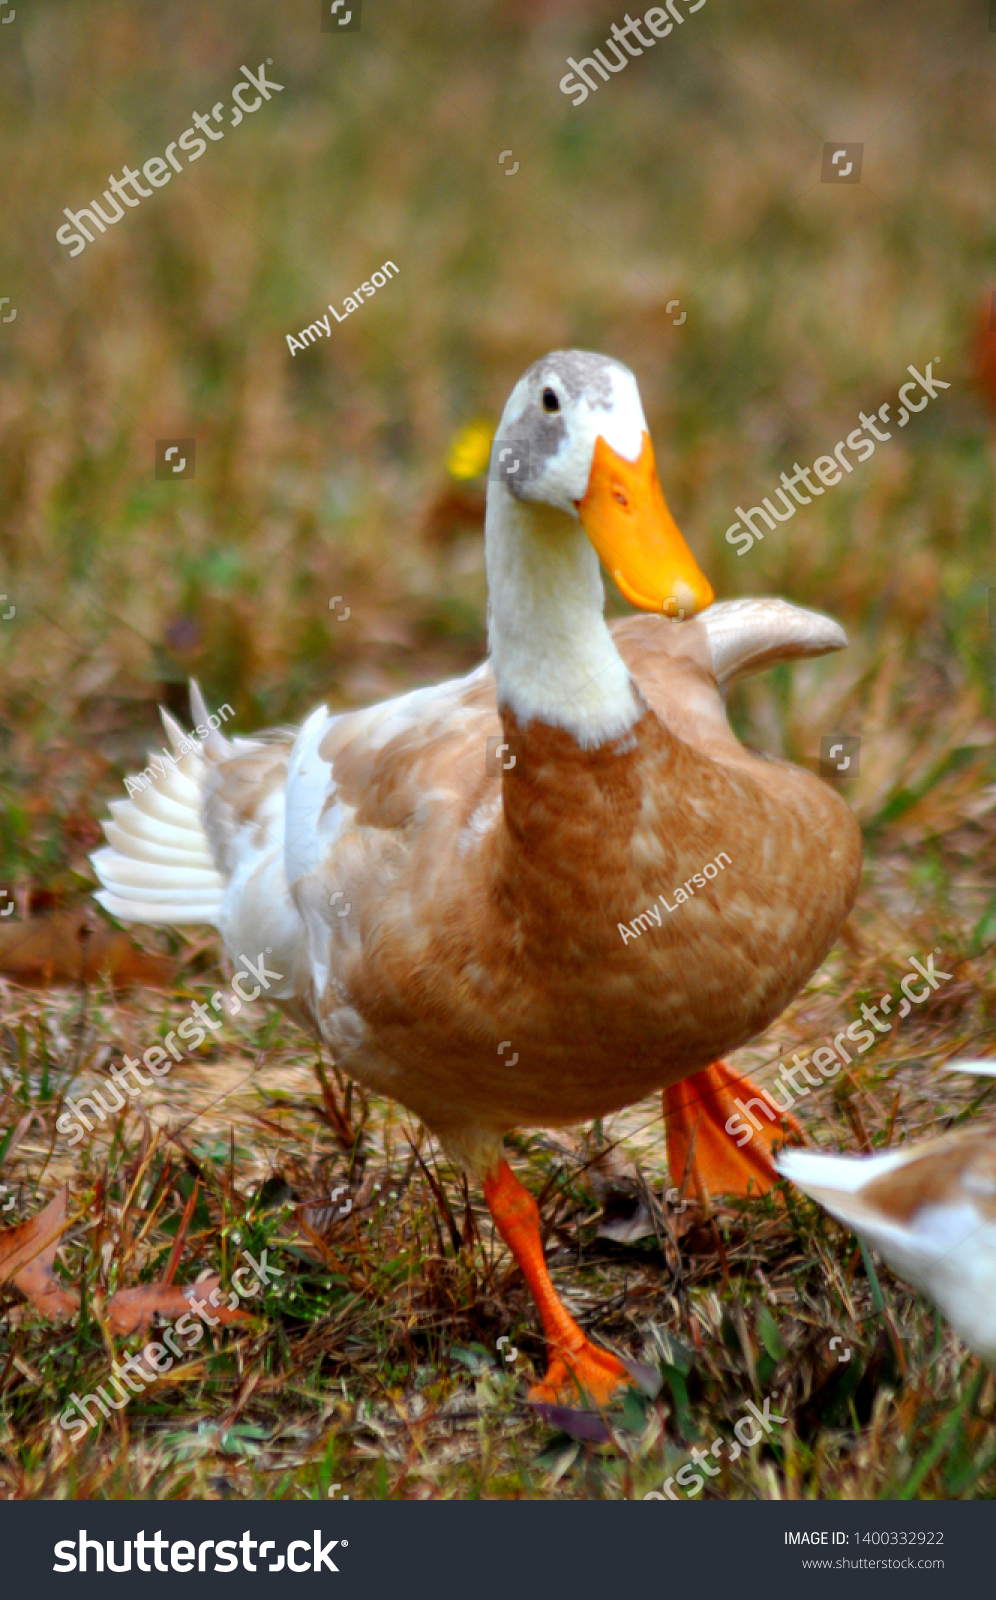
[257,615,866,1169]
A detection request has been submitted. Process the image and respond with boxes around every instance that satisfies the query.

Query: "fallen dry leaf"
[101,1277,251,1337]
[0,911,176,988]
[0,1187,79,1319]
[0,1186,72,1283]
[2,1192,253,1332]
[12,1251,80,1319]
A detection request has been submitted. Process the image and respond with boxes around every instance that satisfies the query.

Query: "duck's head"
[492,350,714,618]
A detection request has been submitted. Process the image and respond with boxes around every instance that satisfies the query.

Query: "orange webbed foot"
[483,1158,637,1413]
[664,1059,803,1202]
[528,1339,630,1408]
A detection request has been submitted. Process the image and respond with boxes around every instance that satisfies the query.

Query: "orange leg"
[483,1159,629,1408]
[664,1059,803,1202]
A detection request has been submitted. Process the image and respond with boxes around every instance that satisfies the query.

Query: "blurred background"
[1,0,995,919]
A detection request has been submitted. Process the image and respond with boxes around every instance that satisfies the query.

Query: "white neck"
[485,484,641,747]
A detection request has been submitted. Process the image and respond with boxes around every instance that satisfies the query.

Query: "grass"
[0,0,996,1500]
[0,920,994,1500]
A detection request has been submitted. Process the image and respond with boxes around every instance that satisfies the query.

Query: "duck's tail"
[90,683,227,926]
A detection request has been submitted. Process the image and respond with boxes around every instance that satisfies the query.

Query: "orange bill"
[577,432,714,617]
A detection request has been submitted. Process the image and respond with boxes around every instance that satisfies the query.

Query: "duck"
[777,1066,996,1362]
[92,349,863,1407]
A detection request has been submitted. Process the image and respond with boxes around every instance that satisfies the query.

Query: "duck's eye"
[541,387,560,413]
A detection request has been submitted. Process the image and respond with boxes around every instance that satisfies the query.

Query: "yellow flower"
[445,418,494,481]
